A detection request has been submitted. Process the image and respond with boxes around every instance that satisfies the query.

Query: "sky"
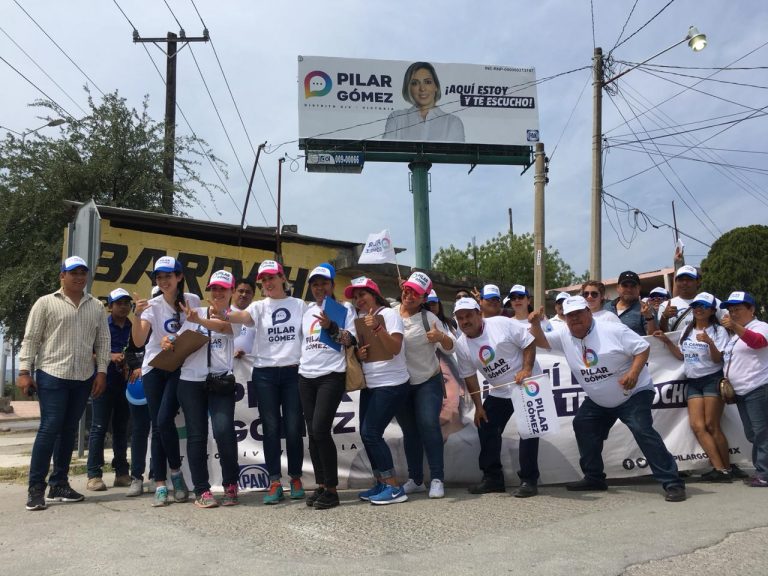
[2,0,767,283]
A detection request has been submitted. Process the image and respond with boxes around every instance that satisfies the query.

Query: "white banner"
[298,56,540,147]
[357,229,397,264]
[511,374,560,439]
[185,334,750,491]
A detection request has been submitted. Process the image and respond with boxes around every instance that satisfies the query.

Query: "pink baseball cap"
[344,276,382,300]
[402,271,432,296]
[207,270,235,289]
[257,260,284,280]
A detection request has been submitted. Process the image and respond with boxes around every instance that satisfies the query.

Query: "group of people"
[18,255,768,513]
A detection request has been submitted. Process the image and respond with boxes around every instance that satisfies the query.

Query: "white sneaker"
[402,478,426,494]
[429,479,445,499]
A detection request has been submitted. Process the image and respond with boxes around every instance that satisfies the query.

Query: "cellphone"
[26,385,36,398]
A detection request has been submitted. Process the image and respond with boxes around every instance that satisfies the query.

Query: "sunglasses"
[620,282,639,288]
[582,291,601,298]
[509,294,528,301]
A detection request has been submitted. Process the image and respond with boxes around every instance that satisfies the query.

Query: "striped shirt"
[19,289,111,380]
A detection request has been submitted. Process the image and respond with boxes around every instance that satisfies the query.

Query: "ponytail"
[174,273,186,313]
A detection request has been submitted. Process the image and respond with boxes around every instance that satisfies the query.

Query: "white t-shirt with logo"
[141,292,202,375]
[358,306,410,388]
[593,309,621,324]
[299,301,357,378]
[455,316,536,399]
[678,325,729,379]
[722,319,768,395]
[178,307,241,382]
[247,297,307,368]
[399,306,456,386]
[232,304,256,358]
[544,320,652,408]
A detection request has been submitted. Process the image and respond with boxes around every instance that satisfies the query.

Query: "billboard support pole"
[533,142,546,310]
[409,161,432,270]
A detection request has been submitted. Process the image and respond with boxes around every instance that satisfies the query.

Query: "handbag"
[719,339,737,405]
[345,345,366,392]
[203,308,236,395]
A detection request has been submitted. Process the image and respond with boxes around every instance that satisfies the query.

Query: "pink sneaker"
[221,483,239,506]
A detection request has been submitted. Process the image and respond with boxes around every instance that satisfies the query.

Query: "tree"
[0,90,225,342]
[432,232,588,290]
[701,225,768,319]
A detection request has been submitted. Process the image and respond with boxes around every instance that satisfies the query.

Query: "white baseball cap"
[563,295,590,315]
[675,265,699,279]
[402,271,432,296]
[108,288,132,304]
[454,297,481,312]
[61,256,88,271]
[207,270,235,289]
[257,260,284,279]
[482,284,501,300]
[555,292,569,303]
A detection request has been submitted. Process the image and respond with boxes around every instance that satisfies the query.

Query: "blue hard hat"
[125,376,147,406]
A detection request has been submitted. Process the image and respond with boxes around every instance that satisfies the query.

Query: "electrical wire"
[13,0,104,96]
[0,55,74,119]
[549,70,590,161]
[0,26,88,116]
[615,64,768,90]
[610,0,639,54]
[607,109,768,141]
[589,0,596,50]
[611,0,677,53]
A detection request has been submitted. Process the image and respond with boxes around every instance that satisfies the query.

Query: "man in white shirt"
[529,296,686,502]
[452,298,540,498]
[658,265,703,332]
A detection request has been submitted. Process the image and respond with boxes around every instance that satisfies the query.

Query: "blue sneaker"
[358,482,386,501]
[370,484,408,506]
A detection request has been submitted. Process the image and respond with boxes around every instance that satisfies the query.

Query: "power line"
[610,0,639,53]
[0,26,88,116]
[13,0,104,96]
[607,109,768,141]
[616,63,768,90]
[188,0,279,212]
[610,141,768,156]
[609,145,768,179]
[0,55,74,119]
[589,0,596,49]
[550,70,590,161]
[611,0,677,53]
[606,91,720,239]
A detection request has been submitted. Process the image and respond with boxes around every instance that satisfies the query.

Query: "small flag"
[358,229,397,264]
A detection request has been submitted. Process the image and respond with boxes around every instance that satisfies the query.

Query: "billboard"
[298,56,540,148]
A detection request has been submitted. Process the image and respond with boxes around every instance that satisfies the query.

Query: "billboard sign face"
[298,56,540,148]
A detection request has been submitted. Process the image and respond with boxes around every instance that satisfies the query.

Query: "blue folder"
[319,296,346,352]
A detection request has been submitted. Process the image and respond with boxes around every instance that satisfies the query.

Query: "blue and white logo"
[164,317,181,333]
[238,464,270,491]
[526,129,539,142]
[272,308,290,326]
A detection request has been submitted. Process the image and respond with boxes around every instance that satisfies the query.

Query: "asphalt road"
[1,472,767,576]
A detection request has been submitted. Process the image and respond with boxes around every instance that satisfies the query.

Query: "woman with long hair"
[346,276,410,505]
[171,270,241,508]
[131,256,198,507]
[217,260,307,504]
[581,281,620,324]
[654,292,733,481]
[396,273,456,499]
[298,264,356,510]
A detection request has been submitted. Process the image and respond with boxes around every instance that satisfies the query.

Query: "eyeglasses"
[582,291,601,298]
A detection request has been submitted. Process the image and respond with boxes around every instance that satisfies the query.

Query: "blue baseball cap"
[690,292,716,309]
[426,289,439,303]
[309,263,335,282]
[108,288,132,304]
[153,256,181,274]
[482,284,501,300]
[508,284,530,297]
[61,256,88,272]
[720,291,756,309]
[125,377,146,406]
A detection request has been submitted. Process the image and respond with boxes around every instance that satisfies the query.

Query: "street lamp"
[0,118,66,146]
[589,27,707,280]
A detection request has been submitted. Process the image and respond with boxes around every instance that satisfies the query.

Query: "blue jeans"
[29,370,93,488]
[359,382,409,479]
[477,395,540,484]
[250,366,304,481]
[143,368,182,482]
[129,402,152,480]
[573,390,683,489]
[736,384,768,479]
[177,379,240,496]
[396,373,445,483]
[86,380,130,478]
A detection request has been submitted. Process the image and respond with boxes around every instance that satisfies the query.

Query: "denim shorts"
[686,370,723,400]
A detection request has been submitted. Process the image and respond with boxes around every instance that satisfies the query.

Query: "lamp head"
[687,26,707,52]
[47,119,66,127]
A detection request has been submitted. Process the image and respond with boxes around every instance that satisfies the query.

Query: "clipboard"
[148,330,209,372]
[354,315,394,362]
[319,296,346,352]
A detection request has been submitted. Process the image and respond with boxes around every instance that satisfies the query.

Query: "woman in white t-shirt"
[220,260,307,505]
[720,291,768,487]
[655,292,733,482]
[170,270,241,509]
[395,273,455,500]
[298,264,356,510]
[581,281,620,324]
[131,256,199,507]
[345,276,410,506]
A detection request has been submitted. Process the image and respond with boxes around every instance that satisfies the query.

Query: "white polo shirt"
[723,319,768,395]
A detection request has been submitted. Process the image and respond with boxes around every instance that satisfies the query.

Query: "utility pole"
[134,28,209,213]
[508,208,514,237]
[238,142,267,246]
[533,143,547,310]
[590,47,603,282]
[276,157,285,262]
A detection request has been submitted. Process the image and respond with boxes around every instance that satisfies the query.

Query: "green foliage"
[432,232,588,290]
[0,89,225,342]
[701,225,768,318]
